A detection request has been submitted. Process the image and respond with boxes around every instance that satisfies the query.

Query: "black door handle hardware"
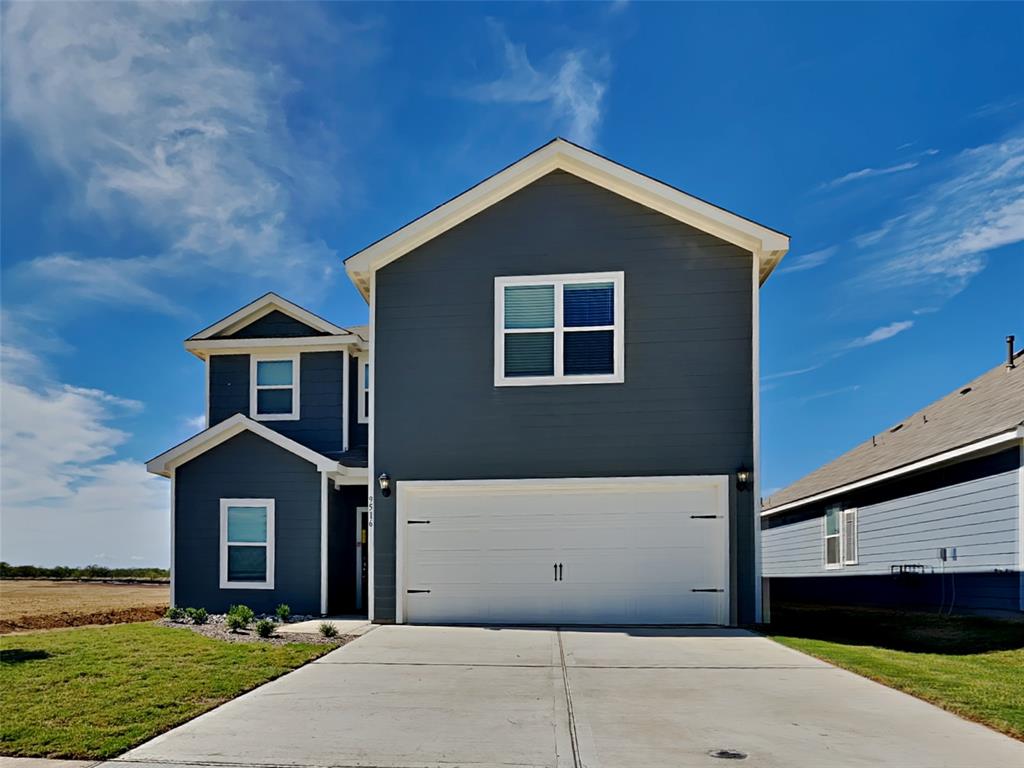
[690,514,720,519]
[558,563,563,581]
[554,563,558,582]
[406,589,431,594]
[691,588,724,593]
[407,520,431,525]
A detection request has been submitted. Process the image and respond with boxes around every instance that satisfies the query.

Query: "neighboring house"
[148,138,791,625]
[762,341,1024,616]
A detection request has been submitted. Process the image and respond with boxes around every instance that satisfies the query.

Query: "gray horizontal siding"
[222,309,328,339]
[763,464,1020,578]
[208,351,346,455]
[373,169,756,623]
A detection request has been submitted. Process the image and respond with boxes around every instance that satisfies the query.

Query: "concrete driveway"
[113,625,1024,768]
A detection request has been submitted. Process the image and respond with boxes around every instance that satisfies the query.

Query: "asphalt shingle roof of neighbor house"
[763,346,1024,512]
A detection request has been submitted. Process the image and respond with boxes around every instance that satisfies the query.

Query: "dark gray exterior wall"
[372,170,756,624]
[327,485,367,614]
[208,351,347,455]
[762,447,1022,613]
[347,355,368,447]
[221,310,328,339]
[174,431,323,615]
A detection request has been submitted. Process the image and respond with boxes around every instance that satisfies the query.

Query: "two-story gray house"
[147,138,790,625]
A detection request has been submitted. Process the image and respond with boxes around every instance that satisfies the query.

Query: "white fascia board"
[761,428,1024,517]
[185,335,361,360]
[146,413,340,477]
[345,139,790,297]
[190,293,354,340]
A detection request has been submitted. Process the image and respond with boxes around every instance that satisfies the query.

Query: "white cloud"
[846,320,914,349]
[859,133,1024,297]
[1,2,358,313]
[184,414,206,432]
[821,161,919,190]
[0,345,168,566]
[466,21,609,146]
[801,384,862,403]
[779,245,837,273]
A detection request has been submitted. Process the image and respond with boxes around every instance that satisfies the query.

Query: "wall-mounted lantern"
[735,467,752,491]
[377,472,392,498]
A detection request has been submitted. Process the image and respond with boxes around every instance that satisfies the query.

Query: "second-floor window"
[250,355,300,421]
[358,355,369,424]
[494,271,624,386]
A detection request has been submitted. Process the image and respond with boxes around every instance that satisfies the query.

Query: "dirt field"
[0,580,169,633]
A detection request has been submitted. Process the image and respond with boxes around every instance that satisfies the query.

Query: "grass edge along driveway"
[768,605,1024,742]
[1,622,331,759]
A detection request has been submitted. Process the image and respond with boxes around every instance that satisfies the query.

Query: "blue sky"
[2,2,1022,566]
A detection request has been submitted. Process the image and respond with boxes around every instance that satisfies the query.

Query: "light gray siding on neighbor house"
[763,453,1021,579]
[372,170,756,623]
[174,431,322,615]
[208,351,346,455]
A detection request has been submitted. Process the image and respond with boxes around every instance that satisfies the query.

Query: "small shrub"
[255,618,276,638]
[226,604,254,632]
[275,603,291,623]
[318,621,338,638]
[164,606,185,622]
[185,607,208,625]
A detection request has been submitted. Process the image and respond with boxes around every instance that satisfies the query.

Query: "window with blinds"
[495,272,624,386]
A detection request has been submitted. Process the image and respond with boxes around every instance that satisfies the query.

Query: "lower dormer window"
[251,354,300,420]
[494,272,624,386]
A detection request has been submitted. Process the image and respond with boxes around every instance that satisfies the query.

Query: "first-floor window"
[220,498,275,589]
[824,504,858,568]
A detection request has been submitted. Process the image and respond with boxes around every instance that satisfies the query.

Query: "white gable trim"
[761,427,1024,517]
[146,413,340,478]
[190,293,353,340]
[345,138,790,297]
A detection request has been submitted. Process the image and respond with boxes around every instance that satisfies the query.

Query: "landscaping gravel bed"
[157,614,348,646]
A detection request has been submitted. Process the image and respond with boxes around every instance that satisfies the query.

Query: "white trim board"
[190,292,355,340]
[320,472,329,615]
[146,413,341,477]
[762,428,1024,516]
[344,138,790,298]
[186,335,361,360]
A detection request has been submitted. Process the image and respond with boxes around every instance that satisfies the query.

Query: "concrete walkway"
[108,625,1024,768]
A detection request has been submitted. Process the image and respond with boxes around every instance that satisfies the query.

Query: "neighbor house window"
[220,499,275,589]
[843,508,859,565]
[250,355,299,420]
[494,272,624,386]
[358,355,369,424]
[824,504,858,568]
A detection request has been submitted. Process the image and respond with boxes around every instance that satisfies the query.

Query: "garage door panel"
[400,477,728,625]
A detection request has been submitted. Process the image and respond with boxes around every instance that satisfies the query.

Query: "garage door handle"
[554,563,558,582]
[691,588,724,592]
[690,514,720,519]
[558,563,563,581]
[407,520,431,525]
[407,589,431,594]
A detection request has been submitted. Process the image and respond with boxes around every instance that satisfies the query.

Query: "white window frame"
[824,505,843,570]
[220,498,275,589]
[250,354,300,421]
[494,271,625,387]
[843,508,859,565]
[358,354,369,424]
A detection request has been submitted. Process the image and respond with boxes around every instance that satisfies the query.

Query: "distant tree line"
[0,562,170,581]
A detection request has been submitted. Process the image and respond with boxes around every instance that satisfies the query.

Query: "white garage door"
[397,476,729,625]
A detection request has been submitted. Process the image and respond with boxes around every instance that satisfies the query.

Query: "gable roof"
[188,292,354,340]
[763,349,1024,514]
[146,413,341,478]
[344,138,790,299]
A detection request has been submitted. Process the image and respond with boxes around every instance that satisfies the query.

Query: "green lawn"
[768,604,1024,741]
[0,622,332,758]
